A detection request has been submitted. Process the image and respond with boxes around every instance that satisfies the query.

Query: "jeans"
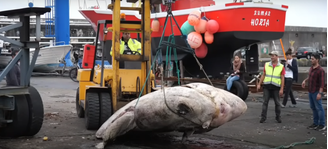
[282,78,296,106]
[261,87,281,119]
[78,58,83,68]
[309,92,326,126]
[226,75,240,91]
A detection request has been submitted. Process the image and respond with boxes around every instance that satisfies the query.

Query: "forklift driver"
[110,32,142,56]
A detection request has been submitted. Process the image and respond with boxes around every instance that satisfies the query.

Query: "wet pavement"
[0,76,326,149]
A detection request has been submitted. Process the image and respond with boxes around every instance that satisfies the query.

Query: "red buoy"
[195,43,208,58]
[206,20,219,34]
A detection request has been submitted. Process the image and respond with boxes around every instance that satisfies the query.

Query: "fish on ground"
[95,83,248,149]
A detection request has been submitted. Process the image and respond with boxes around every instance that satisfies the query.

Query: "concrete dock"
[0,76,326,149]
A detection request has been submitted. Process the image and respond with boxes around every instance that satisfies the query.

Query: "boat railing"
[54,41,66,46]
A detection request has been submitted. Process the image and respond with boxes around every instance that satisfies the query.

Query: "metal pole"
[111,0,121,112]
[26,15,41,86]
[20,16,30,87]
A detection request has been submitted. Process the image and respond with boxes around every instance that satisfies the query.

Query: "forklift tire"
[76,87,85,118]
[85,91,100,130]
[238,80,249,101]
[0,95,30,138]
[25,86,44,136]
[224,81,245,100]
[99,91,113,125]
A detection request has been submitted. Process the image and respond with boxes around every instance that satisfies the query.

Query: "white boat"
[0,45,72,73]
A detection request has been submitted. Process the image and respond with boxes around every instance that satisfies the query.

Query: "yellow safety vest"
[110,38,142,55]
[263,62,284,87]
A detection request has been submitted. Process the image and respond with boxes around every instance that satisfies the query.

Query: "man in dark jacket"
[282,49,298,107]
[6,49,20,86]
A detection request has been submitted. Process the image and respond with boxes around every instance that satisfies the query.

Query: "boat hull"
[30,45,72,73]
[79,2,288,41]
[0,45,72,73]
[80,2,288,78]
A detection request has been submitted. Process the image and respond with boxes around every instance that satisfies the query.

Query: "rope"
[273,137,316,149]
[134,50,160,108]
[134,3,213,127]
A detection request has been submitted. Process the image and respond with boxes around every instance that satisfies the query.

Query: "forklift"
[75,0,160,130]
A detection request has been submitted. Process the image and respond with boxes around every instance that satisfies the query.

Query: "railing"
[54,41,66,45]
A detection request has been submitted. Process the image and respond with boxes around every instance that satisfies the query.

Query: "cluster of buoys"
[181,10,219,58]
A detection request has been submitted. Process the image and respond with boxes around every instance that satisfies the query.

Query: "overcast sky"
[0,0,327,28]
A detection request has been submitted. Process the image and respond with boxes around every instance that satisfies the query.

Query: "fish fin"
[182,129,195,143]
[101,110,136,142]
[202,120,211,129]
[95,142,105,149]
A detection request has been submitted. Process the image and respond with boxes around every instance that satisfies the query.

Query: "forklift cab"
[106,29,143,70]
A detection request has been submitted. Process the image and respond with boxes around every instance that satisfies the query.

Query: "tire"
[224,81,245,99]
[85,91,100,130]
[99,91,113,125]
[69,67,78,82]
[0,95,30,138]
[76,87,85,118]
[238,80,249,101]
[25,86,44,136]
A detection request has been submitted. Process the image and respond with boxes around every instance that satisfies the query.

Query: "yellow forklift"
[75,0,160,130]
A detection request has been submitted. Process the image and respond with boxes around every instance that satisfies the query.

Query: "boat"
[30,45,73,73]
[79,0,288,79]
[0,45,72,73]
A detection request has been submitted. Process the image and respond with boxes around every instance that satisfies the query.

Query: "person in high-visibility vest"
[257,51,285,123]
[110,32,142,56]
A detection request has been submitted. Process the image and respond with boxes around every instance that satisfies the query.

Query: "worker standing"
[302,53,326,131]
[110,32,142,56]
[282,49,298,107]
[257,51,285,123]
[6,49,20,86]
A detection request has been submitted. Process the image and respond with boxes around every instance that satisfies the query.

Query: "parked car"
[296,47,323,59]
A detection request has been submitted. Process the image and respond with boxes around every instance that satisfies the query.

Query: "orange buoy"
[204,31,214,44]
[206,20,219,34]
[187,32,203,49]
[188,10,201,26]
[195,43,208,58]
[151,18,160,32]
[194,17,208,33]
[120,13,126,20]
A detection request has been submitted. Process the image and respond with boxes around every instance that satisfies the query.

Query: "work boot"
[315,125,326,131]
[276,117,282,123]
[307,124,318,129]
[260,118,266,123]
